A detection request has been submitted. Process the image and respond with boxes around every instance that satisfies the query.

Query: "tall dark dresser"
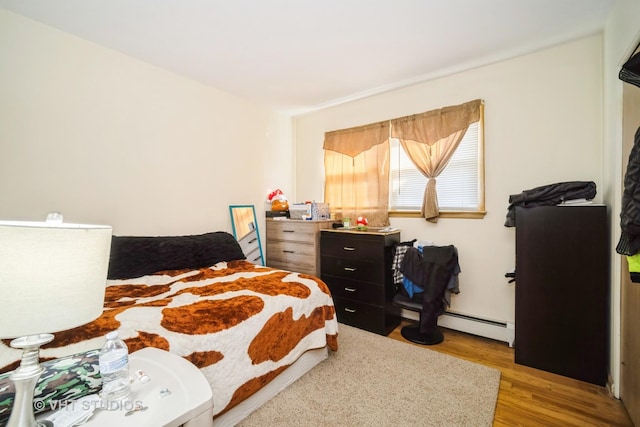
[320,228,401,336]
[515,205,609,386]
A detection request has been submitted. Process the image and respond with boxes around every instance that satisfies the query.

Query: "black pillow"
[107,231,246,279]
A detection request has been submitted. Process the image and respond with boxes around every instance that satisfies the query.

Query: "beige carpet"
[239,323,500,427]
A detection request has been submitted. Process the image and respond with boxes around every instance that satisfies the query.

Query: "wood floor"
[389,320,633,427]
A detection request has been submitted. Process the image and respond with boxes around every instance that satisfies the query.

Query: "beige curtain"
[324,121,390,226]
[391,99,482,222]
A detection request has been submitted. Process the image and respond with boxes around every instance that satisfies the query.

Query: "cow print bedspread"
[0,260,339,418]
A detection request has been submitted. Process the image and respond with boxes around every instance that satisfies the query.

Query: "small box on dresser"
[320,228,401,336]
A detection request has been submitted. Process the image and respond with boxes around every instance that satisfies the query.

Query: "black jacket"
[617,126,640,256]
[504,181,597,227]
[399,245,459,333]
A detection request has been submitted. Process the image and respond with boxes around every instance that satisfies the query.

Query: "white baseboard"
[400,309,515,347]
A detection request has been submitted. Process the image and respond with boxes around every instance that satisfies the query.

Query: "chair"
[392,245,459,345]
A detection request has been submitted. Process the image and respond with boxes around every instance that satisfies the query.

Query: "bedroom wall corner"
[0,9,294,237]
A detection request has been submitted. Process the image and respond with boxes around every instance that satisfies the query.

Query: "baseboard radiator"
[400,309,515,347]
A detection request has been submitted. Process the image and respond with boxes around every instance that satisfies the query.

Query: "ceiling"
[0,0,614,115]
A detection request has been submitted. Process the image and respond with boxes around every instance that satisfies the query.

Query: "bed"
[0,231,339,426]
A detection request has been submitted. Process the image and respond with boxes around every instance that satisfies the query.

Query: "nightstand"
[42,347,214,427]
[320,228,401,335]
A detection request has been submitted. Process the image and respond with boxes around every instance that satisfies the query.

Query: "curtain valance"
[390,99,482,145]
[323,121,390,158]
[323,99,482,157]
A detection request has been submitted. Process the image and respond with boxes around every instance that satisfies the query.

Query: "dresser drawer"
[267,241,315,272]
[322,275,385,306]
[265,219,334,276]
[332,296,387,334]
[266,220,317,244]
[320,255,384,283]
[245,247,262,264]
[320,233,385,261]
[238,229,260,256]
[268,259,315,276]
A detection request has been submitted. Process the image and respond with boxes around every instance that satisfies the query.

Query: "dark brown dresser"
[515,205,609,386]
[320,228,401,335]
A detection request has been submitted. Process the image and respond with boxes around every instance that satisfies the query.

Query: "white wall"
[294,35,604,324]
[0,9,293,236]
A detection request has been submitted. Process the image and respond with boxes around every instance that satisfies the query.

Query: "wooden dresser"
[320,228,401,336]
[265,218,334,276]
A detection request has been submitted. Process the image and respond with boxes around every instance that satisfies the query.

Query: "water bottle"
[99,331,131,403]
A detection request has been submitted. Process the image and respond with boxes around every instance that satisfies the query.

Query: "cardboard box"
[311,203,330,220]
[288,203,330,220]
[289,203,311,220]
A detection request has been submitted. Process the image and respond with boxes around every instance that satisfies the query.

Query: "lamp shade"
[0,220,112,338]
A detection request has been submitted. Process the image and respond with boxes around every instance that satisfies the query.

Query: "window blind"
[390,122,479,210]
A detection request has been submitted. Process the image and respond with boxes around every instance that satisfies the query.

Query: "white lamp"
[0,214,112,427]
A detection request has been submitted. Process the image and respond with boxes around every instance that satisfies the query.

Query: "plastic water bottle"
[99,331,131,403]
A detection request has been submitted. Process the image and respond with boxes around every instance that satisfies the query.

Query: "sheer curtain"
[391,99,482,222]
[323,121,390,226]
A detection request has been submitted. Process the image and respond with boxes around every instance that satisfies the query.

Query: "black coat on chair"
[397,245,458,345]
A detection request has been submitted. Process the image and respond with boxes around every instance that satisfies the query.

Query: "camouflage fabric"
[0,349,101,425]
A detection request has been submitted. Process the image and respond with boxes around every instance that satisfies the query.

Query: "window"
[323,99,485,224]
[389,121,484,215]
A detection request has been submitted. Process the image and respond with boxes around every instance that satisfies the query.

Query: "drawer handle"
[248,238,257,244]
[344,308,356,313]
[344,267,357,272]
[283,250,295,253]
[283,230,295,233]
[343,246,356,251]
[344,287,356,292]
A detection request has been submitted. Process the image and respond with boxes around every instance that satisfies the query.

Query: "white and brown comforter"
[0,260,338,417]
